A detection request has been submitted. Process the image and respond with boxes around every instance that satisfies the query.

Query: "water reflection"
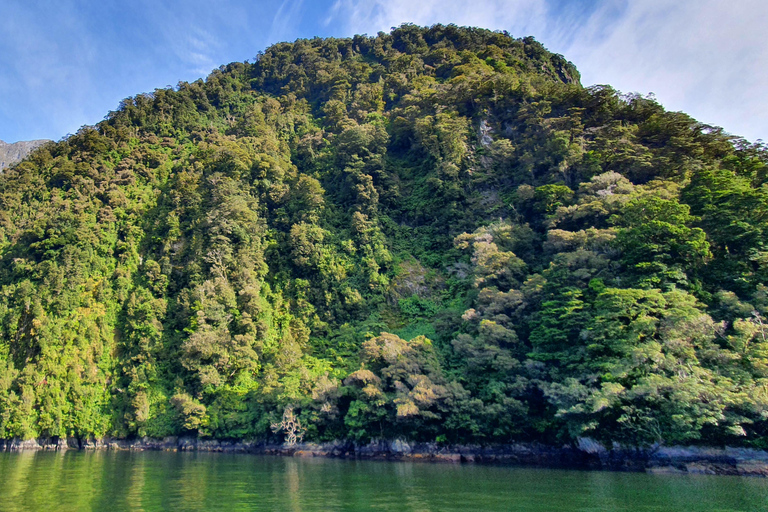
[0,451,767,511]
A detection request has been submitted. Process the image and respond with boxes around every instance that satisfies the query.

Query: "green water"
[0,451,766,511]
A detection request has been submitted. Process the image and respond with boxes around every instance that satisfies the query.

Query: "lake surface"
[0,451,766,511]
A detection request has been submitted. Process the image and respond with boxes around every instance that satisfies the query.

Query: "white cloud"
[326,0,768,142]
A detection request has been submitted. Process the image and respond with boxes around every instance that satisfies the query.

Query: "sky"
[1,0,766,144]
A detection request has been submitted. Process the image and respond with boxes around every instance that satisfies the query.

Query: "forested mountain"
[1,24,767,449]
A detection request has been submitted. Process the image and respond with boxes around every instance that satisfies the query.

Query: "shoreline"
[1,437,767,477]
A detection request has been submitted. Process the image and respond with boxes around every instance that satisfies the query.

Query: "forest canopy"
[0,24,767,449]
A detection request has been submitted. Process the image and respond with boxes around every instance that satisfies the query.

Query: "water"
[0,451,766,511]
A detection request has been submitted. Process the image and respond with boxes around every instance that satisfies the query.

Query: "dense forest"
[0,24,767,449]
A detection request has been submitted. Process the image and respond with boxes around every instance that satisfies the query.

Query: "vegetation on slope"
[0,24,767,448]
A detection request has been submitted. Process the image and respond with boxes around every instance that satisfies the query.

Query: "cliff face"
[0,139,51,171]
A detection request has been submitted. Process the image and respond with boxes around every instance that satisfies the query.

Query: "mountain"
[0,24,766,449]
[0,139,51,171]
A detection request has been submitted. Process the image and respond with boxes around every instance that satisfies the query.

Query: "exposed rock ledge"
[1,436,767,477]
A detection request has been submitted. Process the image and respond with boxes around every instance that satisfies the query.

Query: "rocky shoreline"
[2,436,767,477]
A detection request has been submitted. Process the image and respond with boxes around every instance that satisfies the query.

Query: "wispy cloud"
[130,0,224,78]
[0,0,98,140]
[178,27,221,76]
[269,0,306,44]
[326,0,550,37]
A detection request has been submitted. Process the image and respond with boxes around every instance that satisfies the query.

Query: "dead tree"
[271,406,305,445]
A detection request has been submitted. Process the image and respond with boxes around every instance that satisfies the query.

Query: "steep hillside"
[1,24,767,448]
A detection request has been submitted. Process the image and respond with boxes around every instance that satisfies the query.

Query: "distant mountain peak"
[0,138,51,171]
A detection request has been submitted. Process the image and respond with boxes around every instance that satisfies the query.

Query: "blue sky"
[1,0,766,144]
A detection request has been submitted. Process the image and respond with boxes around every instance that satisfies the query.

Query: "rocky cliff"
[0,139,50,171]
